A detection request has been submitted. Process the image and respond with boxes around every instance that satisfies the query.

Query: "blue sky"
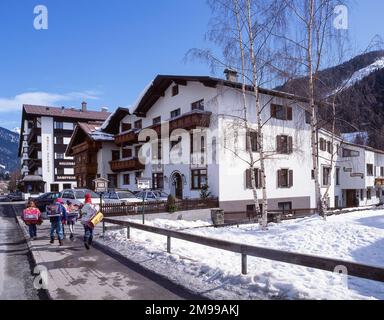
[0,0,382,130]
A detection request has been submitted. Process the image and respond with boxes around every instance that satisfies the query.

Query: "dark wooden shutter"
[286,107,293,120]
[245,169,251,189]
[289,170,293,187]
[271,104,277,118]
[288,136,293,154]
[277,170,282,187]
[258,169,263,189]
[276,135,281,153]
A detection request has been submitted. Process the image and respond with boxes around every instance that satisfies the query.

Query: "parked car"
[29,192,61,212]
[60,189,103,206]
[135,191,169,202]
[103,190,140,205]
[7,191,24,202]
[0,195,9,202]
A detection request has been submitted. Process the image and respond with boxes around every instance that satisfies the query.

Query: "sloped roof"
[23,104,111,121]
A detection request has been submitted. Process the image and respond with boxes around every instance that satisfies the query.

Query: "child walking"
[48,198,67,246]
[22,200,42,240]
[80,193,98,250]
[65,200,79,240]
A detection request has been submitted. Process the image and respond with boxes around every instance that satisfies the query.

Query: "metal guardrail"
[103,217,384,282]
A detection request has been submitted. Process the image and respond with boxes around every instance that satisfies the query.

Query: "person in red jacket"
[22,200,42,240]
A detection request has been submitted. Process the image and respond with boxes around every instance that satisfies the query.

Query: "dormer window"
[191,99,204,111]
[134,120,142,129]
[170,108,181,119]
[121,123,132,132]
[153,117,161,125]
[172,85,179,96]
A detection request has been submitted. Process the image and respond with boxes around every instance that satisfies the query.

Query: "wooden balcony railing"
[110,158,145,172]
[74,163,98,175]
[114,111,212,146]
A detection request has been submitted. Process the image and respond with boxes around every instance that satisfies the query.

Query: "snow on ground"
[98,209,384,300]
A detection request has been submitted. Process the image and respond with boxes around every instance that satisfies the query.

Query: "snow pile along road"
[98,209,384,300]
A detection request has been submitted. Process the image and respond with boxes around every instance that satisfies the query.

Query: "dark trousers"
[83,226,93,244]
[28,224,37,238]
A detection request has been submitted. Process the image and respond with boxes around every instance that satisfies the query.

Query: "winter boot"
[50,237,54,244]
[59,239,63,246]
[70,233,74,240]
[84,241,90,250]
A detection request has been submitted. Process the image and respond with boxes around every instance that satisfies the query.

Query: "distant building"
[18,103,110,194]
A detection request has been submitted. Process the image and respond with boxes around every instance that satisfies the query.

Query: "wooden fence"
[101,198,219,217]
[102,217,384,282]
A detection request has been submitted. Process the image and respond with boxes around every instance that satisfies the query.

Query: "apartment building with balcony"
[66,73,384,212]
[18,103,110,194]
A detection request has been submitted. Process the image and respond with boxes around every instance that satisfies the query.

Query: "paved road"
[0,204,46,300]
[14,206,201,300]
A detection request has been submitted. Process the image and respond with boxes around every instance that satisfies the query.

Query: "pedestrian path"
[17,216,187,300]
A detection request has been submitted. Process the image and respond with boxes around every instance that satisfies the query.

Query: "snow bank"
[99,209,384,300]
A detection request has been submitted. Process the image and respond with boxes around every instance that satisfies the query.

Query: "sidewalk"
[16,216,193,300]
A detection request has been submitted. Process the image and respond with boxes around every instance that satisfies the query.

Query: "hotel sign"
[55,175,76,181]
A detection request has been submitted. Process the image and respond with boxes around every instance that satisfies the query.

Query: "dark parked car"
[30,192,61,212]
[7,191,24,202]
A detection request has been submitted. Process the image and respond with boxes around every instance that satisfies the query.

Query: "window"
[336,167,340,186]
[122,148,132,159]
[50,184,59,192]
[322,167,331,186]
[56,136,63,144]
[367,188,372,200]
[134,120,142,130]
[55,153,64,159]
[108,174,118,188]
[278,202,292,212]
[319,138,327,151]
[111,150,120,161]
[172,85,179,96]
[170,108,181,119]
[360,189,364,201]
[153,117,161,125]
[152,173,164,190]
[191,99,204,111]
[246,130,259,152]
[380,167,384,177]
[367,164,374,176]
[135,171,142,183]
[54,122,63,129]
[271,104,293,121]
[63,184,71,190]
[123,174,130,185]
[23,147,28,153]
[276,135,293,154]
[121,123,132,132]
[56,168,64,175]
[342,148,360,157]
[335,196,339,208]
[170,136,182,150]
[245,168,262,189]
[191,169,207,190]
[305,111,311,124]
[327,141,333,154]
[277,169,293,188]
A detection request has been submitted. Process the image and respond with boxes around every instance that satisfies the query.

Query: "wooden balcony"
[169,111,211,132]
[110,158,145,172]
[28,159,42,171]
[71,141,100,155]
[115,130,139,146]
[114,112,212,146]
[28,143,41,157]
[74,163,98,175]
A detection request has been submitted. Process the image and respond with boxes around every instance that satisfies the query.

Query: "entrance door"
[171,173,183,199]
[346,190,356,208]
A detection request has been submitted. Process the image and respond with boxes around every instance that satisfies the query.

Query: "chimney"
[101,107,109,112]
[81,101,87,112]
[61,106,65,114]
[224,69,238,82]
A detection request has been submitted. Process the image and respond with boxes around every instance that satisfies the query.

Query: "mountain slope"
[277,50,384,149]
[0,127,20,172]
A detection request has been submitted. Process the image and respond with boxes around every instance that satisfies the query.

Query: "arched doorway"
[170,172,183,199]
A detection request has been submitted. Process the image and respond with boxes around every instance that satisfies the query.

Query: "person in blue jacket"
[49,198,67,246]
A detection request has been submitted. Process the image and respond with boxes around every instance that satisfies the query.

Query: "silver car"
[60,189,102,206]
[103,190,140,205]
[135,191,169,202]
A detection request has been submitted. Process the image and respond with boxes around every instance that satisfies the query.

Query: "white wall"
[41,117,54,192]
